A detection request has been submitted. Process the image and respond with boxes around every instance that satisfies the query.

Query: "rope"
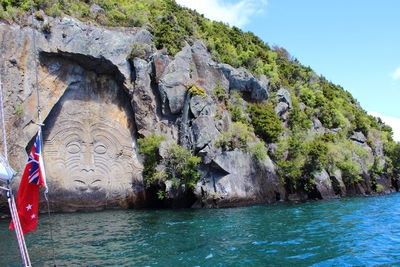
[8,186,32,267]
[29,0,41,124]
[0,73,8,162]
[2,61,32,267]
[30,1,56,266]
[44,192,56,266]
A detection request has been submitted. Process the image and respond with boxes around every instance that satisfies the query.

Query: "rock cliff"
[0,14,398,213]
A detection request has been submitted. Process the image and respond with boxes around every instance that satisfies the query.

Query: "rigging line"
[0,73,8,162]
[44,192,56,266]
[29,1,56,266]
[11,192,32,266]
[1,64,30,266]
[30,0,41,124]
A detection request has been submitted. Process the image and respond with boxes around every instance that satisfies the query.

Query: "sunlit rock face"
[42,64,144,212]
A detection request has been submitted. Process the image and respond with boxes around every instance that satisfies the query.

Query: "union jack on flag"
[27,130,45,185]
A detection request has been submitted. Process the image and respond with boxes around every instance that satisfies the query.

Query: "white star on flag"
[31,214,36,219]
[26,204,32,211]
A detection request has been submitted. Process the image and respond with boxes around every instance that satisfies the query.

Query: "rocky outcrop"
[0,15,396,214]
[313,169,337,199]
[274,88,291,120]
[216,64,269,100]
[194,150,285,208]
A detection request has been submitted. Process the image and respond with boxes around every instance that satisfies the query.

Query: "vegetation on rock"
[2,0,399,199]
[137,134,201,200]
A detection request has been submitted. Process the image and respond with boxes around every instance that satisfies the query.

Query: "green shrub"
[299,86,316,107]
[248,141,267,161]
[138,134,201,199]
[248,103,283,143]
[288,96,312,131]
[137,133,166,187]
[306,139,328,171]
[128,43,154,59]
[212,84,228,104]
[319,103,347,129]
[216,122,252,151]
[186,84,206,97]
[162,143,201,190]
[327,141,362,185]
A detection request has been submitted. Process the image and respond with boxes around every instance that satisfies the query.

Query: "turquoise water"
[1,194,400,266]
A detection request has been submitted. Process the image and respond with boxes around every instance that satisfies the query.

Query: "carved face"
[43,82,142,203]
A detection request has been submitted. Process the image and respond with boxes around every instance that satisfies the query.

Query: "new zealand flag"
[10,128,47,234]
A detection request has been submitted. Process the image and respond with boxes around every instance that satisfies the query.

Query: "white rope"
[8,190,32,267]
[0,73,8,162]
[0,185,9,191]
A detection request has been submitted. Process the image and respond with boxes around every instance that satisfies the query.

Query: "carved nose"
[81,145,95,172]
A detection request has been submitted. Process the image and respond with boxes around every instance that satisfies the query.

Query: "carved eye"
[66,143,80,154]
[94,144,107,154]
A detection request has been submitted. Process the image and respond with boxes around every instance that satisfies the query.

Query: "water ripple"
[1,194,400,266]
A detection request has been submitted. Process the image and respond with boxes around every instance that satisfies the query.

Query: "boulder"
[131,58,158,137]
[158,44,192,114]
[90,4,105,15]
[313,169,337,199]
[329,169,346,196]
[191,116,220,150]
[190,40,229,92]
[190,95,216,118]
[216,64,269,100]
[195,150,285,207]
[152,53,170,82]
[350,131,367,144]
[274,102,289,117]
[276,88,292,108]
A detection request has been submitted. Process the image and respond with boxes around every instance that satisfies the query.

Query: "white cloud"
[368,111,400,142]
[175,0,267,28]
[390,67,400,80]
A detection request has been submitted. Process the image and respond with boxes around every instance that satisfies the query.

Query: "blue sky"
[176,0,400,141]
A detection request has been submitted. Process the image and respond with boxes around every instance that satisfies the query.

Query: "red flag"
[10,128,47,234]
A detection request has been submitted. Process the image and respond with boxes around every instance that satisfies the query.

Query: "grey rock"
[90,4,105,15]
[158,44,192,114]
[198,145,221,165]
[192,116,220,150]
[190,95,216,118]
[276,88,292,108]
[330,169,346,196]
[215,111,231,132]
[134,29,153,44]
[251,75,269,100]
[216,64,269,100]
[195,150,285,207]
[274,102,289,117]
[313,118,323,130]
[132,58,158,137]
[313,169,337,199]
[191,40,229,92]
[152,53,171,82]
[350,131,367,144]
[40,16,148,92]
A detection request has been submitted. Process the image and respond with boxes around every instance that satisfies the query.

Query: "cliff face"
[0,15,397,212]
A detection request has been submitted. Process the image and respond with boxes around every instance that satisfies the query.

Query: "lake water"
[1,194,400,266]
